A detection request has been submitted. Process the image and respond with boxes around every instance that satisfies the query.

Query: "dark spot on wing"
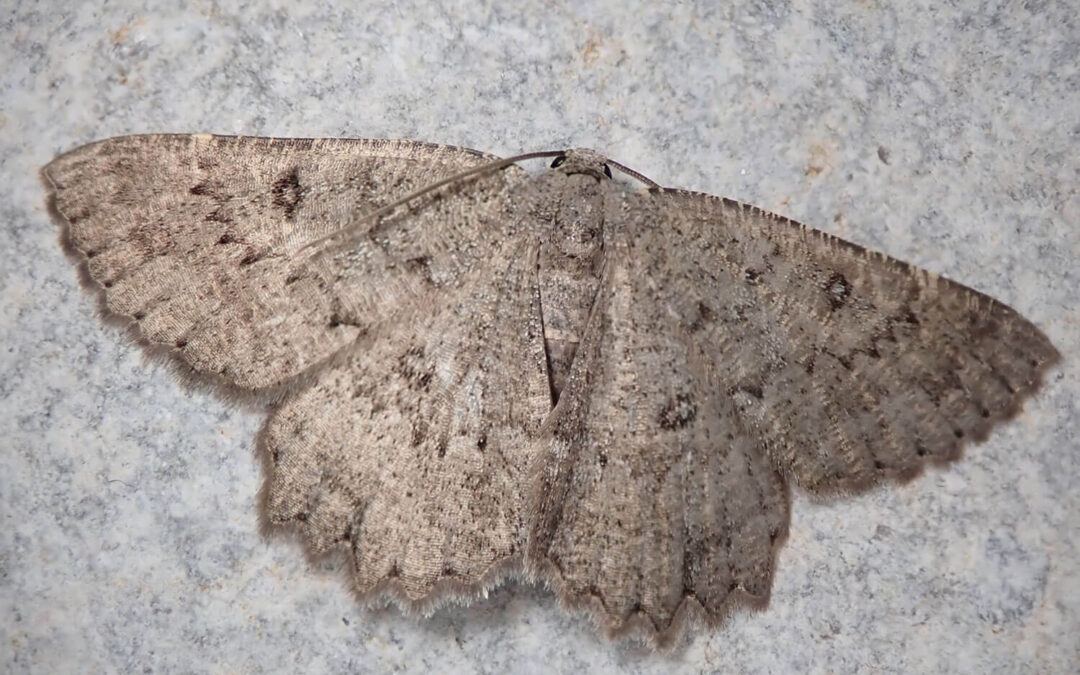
[404,256,434,283]
[900,307,920,326]
[396,345,434,390]
[688,301,715,332]
[825,272,852,310]
[826,349,853,371]
[658,393,697,430]
[738,383,764,399]
[271,167,304,220]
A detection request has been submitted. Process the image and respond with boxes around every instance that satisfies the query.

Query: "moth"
[43,135,1059,646]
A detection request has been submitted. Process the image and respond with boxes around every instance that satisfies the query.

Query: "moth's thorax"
[535,170,610,402]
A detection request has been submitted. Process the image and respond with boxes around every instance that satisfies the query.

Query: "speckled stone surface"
[2,2,1077,673]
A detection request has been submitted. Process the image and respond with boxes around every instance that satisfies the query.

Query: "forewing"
[526,241,789,645]
[620,188,1059,494]
[264,242,552,605]
[43,134,526,392]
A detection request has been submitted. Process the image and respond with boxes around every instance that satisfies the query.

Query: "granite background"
[1,1,1077,673]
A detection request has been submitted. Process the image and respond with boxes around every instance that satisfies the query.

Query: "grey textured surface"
[2,1,1078,673]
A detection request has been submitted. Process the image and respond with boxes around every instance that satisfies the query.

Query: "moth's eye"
[603,164,613,179]
[551,155,567,168]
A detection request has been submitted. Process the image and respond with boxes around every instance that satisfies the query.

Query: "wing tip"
[793,329,1061,502]
[45,192,308,408]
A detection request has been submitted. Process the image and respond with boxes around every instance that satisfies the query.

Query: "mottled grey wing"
[265,242,551,605]
[525,187,1058,645]
[43,134,526,392]
[526,239,789,645]
[622,189,1059,493]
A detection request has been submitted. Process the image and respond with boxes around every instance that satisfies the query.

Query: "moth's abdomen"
[536,173,606,402]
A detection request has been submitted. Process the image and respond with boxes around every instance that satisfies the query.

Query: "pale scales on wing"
[42,135,1060,647]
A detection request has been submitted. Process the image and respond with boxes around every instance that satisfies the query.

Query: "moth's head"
[550,149,613,181]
